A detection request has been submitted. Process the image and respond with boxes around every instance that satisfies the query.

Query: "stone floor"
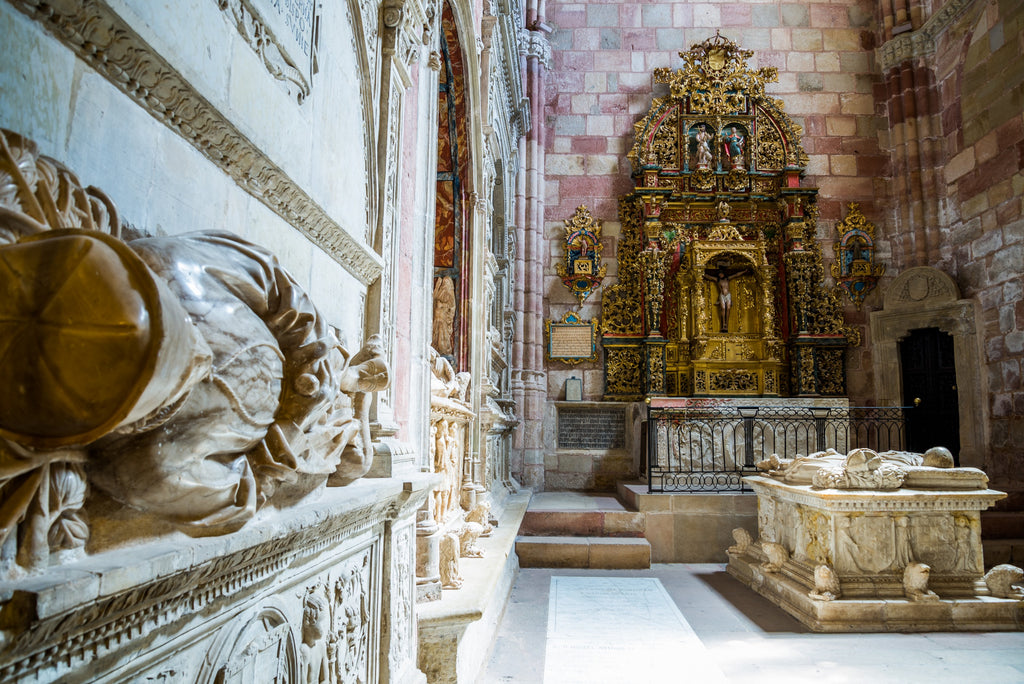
[480,564,1024,683]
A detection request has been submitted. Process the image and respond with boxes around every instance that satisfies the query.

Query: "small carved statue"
[722,126,745,168]
[301,590,331,684]
[439,531,463,589]
[903,562,939,602]
[694,124,713,169]
[983,564,1024,600]
[459,521,485,558]
[952,516,977,573]
[465,501,494,536]
[809,565,842,601]
[727,527,752,555]
[429,347,471,401]
[760,542,789,573]
[431,276,457,356]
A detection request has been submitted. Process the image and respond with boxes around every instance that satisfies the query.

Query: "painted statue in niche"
[0,129,390,572]
[555,205,606,306]
[722,125,746,168]
[691,124,713,169]
[432,275,457,356]
[831,202,885,309]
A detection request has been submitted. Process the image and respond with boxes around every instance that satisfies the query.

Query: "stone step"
[519,509,645,538]
[515,536,651,569]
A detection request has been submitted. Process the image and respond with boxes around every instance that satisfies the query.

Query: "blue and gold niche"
[831,202,885,310]
[556,205,607,306]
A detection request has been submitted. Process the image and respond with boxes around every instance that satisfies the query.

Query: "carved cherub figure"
[301,590,330,684]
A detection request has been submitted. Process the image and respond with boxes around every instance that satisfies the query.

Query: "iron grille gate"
[646,406,908,493]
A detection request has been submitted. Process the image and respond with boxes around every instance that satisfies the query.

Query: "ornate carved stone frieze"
[7,0,382,285]
[518,26,552,68]
[0,477,431,682]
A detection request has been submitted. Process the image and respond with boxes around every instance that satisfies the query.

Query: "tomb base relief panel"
[0,478,431,683]
[727,454,1023,631]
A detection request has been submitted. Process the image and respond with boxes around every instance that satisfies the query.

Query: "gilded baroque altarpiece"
[601,34,857,400]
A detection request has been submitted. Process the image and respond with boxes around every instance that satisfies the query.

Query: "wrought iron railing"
[646,405,908,493]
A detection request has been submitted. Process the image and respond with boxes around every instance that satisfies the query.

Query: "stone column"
[512,7,551,489]
[876,0,959,268]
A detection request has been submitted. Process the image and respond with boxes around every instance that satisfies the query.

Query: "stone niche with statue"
[727,447,1024,631]
[0,129,429,683]
[601,33,857,401]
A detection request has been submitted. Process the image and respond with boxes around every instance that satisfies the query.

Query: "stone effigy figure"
[755,446,962,490]
[0,129,389,571]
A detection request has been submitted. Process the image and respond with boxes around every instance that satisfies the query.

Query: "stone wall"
[932,0,1024,504]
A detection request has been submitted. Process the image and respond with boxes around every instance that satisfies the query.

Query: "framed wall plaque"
[546,312,598,364]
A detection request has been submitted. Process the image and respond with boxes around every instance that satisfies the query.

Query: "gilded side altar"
[601,34,856,400]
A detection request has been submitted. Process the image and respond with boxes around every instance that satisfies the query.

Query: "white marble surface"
[544,576,726,683]
[483,566,1024,684]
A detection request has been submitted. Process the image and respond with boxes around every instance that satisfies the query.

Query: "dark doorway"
[899,327,960,464]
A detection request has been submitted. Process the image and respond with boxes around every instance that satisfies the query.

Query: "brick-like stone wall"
[935,0,1024,504]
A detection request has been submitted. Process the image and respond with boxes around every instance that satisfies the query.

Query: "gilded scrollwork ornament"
[831,202,885,310]
[555,205,608,305]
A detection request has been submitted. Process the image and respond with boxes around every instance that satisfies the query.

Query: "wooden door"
[900,328,960,464]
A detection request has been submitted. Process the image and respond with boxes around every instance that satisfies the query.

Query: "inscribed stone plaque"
[557,406,625,450]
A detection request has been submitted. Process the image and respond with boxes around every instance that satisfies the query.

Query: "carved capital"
[518,28,552,68]
[876,0,976,71]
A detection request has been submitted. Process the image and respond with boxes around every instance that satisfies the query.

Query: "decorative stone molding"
[0,478,432,682]
[7,0,383,286]
[876,0,978,71]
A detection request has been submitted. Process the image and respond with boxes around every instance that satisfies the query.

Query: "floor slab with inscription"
[543,576,726,683]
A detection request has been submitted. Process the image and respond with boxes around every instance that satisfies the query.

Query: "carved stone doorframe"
[870,267,988,468]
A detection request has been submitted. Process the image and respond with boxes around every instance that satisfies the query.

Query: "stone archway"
[870,267,988,467]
